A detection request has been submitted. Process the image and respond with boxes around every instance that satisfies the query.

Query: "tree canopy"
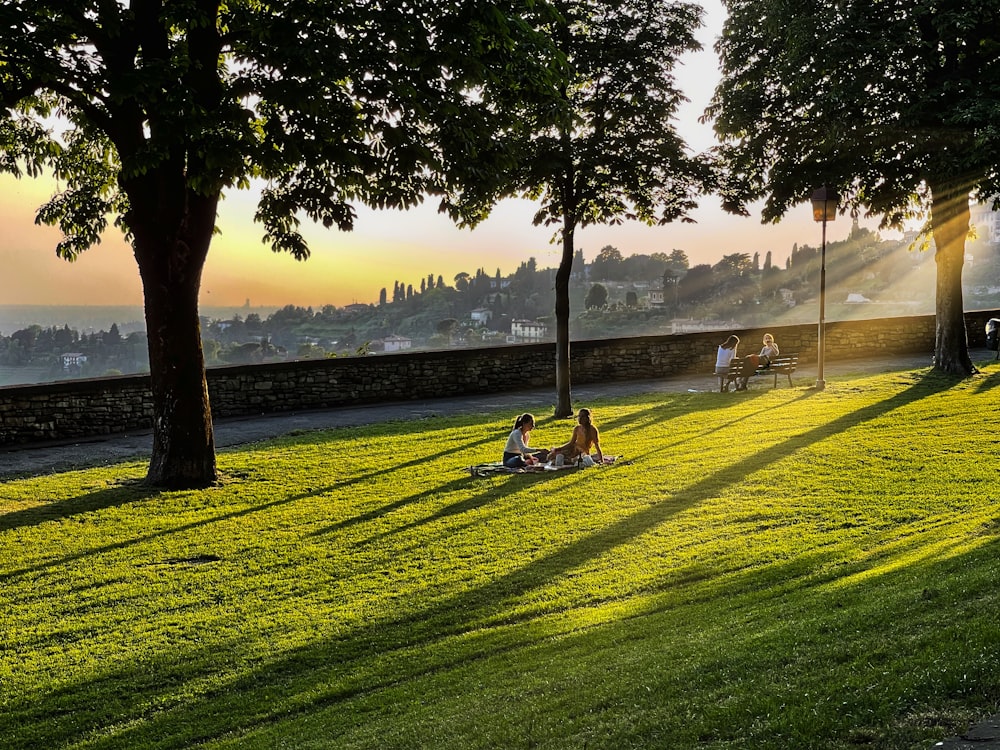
[1,0,561,486]
[706,0,1000,374]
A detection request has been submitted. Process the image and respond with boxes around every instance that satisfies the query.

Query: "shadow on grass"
[971,361,1000,393]
[1,417,508,581]
[307,474,516,540]
[1,371,963,749]
[0,479,348,583]
[0,480,160,533]
[351,471,560,547]
[596,390,750,435]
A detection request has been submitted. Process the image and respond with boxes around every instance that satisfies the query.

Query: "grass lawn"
[2,362,1000,749]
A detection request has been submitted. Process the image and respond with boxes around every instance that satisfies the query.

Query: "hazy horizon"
[0,304,284,336]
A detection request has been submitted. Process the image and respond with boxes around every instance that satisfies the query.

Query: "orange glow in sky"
[0,2,892,310]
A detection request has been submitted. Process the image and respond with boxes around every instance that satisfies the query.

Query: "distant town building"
[60,352,88,370]
[470,308,493,326]
[510,319,548,342]
[669,319,743,335]
[971,201,1000,246]
[648,287,665,308]
[381,334,412,352]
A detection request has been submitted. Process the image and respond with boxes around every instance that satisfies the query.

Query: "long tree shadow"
[351,471,557,547]
[0,479,348,583]
[0,420,524,582]
[971,362,1000,393]
[306,474,511,540]
[2,372,960,748]
[0,480,161,533]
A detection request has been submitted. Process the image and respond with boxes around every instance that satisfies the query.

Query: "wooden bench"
[720,355,798,391]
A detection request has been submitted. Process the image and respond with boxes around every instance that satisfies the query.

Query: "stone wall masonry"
[2,310,998,449]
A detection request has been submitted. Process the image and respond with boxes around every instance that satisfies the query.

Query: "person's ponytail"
[514,413,534,430]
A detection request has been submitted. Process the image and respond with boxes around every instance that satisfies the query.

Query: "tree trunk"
[131,187,219,488]
[929,182,975,376]
[553,222,574,418]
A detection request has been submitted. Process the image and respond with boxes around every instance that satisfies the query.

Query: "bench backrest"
[768,356,798,370]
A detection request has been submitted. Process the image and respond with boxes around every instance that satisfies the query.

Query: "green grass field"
[2,363,999,749]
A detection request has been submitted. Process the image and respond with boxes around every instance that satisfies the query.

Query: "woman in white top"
[503,413,541,468]
[715,335,739,392]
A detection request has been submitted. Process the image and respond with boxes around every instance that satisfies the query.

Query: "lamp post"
[810,186,838,390]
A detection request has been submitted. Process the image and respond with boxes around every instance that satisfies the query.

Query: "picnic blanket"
[467,455,621,478]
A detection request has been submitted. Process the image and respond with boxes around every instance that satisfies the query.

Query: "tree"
[713,253,752,279]
[706,1,1000,375]
[512,0,710,416]
[2,1,557,486]
[435,318,458,342]
[589,245,624,280]
[677,263,713,307]
[666,248,690,273]
[585,283,609,310]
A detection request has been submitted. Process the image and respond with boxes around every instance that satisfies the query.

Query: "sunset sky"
[0,2,893,310]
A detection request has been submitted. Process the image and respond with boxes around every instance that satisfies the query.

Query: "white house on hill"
[510,319,548,342]
[382,335,412,352]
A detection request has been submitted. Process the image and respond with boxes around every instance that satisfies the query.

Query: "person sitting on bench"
[715,335,740,392]
[738,333,779,391]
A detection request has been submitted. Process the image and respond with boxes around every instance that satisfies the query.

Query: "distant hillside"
[0,305,279,336]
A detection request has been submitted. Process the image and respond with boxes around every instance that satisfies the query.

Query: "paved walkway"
[2,350,999,748]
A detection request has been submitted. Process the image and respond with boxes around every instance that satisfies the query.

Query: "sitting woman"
[549,408,604,466]
[738,332,779,390]
[715,334,740,392]
[758,333,779,366]
[503,413,543,468]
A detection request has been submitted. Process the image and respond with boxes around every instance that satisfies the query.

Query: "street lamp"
[810,186,839,390]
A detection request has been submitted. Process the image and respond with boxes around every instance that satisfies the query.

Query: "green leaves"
[509,0,711,242]
[2,0,567,256]
[708,0,1000,225]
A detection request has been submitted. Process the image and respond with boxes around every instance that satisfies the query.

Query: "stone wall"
[2,311,997,448]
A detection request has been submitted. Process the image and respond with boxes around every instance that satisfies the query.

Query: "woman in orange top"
[550,408,603,465]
